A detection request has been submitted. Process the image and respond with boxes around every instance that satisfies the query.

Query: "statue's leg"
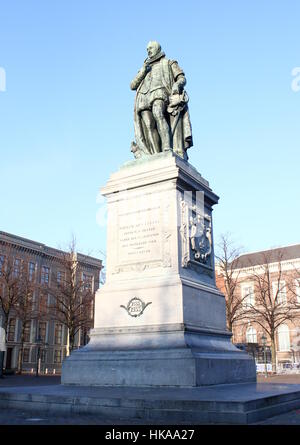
[141,110,161,154]
[152,100,171,151]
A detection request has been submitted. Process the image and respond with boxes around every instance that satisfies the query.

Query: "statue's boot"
[141,110,161,154]
[152,102,171,152]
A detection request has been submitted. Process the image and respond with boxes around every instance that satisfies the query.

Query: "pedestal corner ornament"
[180,197,213,270]
[120,297,152,318]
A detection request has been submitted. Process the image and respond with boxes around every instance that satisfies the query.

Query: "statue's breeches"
[136,88,169,113]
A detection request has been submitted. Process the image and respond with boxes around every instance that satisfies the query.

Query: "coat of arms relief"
[180,198,213,269]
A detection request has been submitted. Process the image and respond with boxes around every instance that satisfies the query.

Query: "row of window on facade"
[7,319,63,345]
[246,325,295,352]
[0,255,94,290]
[241,280,300,306]
[10,291,94,316]
[22,347,63,364]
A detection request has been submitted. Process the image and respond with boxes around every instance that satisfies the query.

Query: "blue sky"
[0,0,299,262]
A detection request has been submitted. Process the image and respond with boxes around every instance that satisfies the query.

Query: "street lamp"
[35,335,43,377]
[261,334,268,378]
[291,348,295,365]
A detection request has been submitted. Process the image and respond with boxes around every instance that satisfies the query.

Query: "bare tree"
[0,245,39,372]
[47,238,94,356]
[215,233,249,335]
[0,245,21,347]
[14,258,37,373]
[242,250,299,373]
[286,266,300,308]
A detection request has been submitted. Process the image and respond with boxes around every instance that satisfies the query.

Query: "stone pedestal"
[62,152,256,386]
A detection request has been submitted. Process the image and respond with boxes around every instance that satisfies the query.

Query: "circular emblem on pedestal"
[120,297,152,317]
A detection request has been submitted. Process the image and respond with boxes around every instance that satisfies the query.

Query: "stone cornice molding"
[101,152,219,207]
[232,257,300,277]
[0,231,102,271]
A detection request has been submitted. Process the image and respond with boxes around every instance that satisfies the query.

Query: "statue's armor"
[140,61,165,93]
[135,57,184,113]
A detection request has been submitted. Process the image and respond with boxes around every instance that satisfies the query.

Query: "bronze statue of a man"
[130,41,193,160]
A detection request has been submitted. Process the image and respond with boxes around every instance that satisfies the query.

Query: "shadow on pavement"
[0,374,61,386]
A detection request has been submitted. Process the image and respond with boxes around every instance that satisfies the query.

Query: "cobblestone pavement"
[257,373,300,384]
[1,374,300,424]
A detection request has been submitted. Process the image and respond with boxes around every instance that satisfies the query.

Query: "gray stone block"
[1,383,300,424]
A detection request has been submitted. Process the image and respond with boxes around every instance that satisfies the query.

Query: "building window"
[295,279,300,303]
[41,349,47,363]
[89,299,94,319]
[0,254,5,275]
[23,348,30,363]
[272,281,287,304]
[31,347,38,362]
[246,326,257,343]
[38,322,47,342]
[7,318,16,341]
[278,324,290,351]
[54,324,63,345]
[54,349,62,364]
[23,321,31,343]
[241,284,255,307]
[31,292,37,311]
[55,295,65,313]
[13,258,21,278]
[80,328,87,346]
[82,273,93,292]
[57,270,64,284]
[41,266,50,285]
[28,262,36,282]
[39,293,48,314]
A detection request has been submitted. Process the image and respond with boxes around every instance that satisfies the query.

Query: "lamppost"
[291,348,295,366]
[261,334,268,378]
[35,335,43,377]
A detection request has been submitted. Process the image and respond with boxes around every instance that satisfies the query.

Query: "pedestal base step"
[61,348,256,387]
[1,383,300,424]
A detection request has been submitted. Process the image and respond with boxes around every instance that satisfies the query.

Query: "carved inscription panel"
[118,203,162,265]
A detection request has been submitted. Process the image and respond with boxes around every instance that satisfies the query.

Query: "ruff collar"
[144,51,165,65]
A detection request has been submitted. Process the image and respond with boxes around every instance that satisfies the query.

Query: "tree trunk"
[66,327,70,357]
[226,317,234,342]
[2,317,8,372]
[17,346,23,374]
[271,334,277,373]
[66,326,76,355]
[17,339,24,374]
[17,323,26,374]
[69,329,76,352]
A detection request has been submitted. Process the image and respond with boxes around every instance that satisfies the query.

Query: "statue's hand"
[172,83,180,95]
[141,63,151,75]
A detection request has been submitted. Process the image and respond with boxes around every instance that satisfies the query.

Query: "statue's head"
[147,41,161,58]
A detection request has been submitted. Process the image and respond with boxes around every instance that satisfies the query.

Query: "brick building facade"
[0,231,102,374]
[216,244,300,370]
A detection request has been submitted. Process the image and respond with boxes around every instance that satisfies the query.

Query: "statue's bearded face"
[147,41,161,58]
